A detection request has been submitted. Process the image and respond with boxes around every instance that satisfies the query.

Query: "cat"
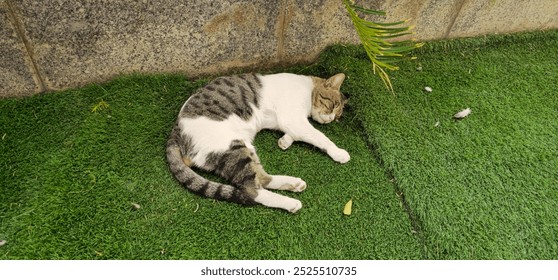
[166,72,349,213]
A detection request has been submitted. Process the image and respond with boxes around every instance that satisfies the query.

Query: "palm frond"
[344,0,424,92]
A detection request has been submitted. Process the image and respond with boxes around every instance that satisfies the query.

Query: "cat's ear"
[325,73,346,90]
[342,95,349,105]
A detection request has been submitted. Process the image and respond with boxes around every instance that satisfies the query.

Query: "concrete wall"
[2,0,558,97]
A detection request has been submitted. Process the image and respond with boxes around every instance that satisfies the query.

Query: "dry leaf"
[131,203,141,210]
[454,108,472,119]
[343,199,353,216]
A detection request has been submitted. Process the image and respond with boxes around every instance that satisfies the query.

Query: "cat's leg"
[254,189,302,213]
[280,120,350,163]
[278,134,294,150]
[264,175,307,192]
[210,140,303,213]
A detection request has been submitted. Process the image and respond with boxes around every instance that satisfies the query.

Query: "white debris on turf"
[454,108,472,119]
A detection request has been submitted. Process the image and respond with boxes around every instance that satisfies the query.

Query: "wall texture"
[2,0,558,97]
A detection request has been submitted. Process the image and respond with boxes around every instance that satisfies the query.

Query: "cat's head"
[310,73,348,124]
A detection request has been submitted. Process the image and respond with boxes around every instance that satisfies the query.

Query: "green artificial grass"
[0,74,419,259]
[317,30,558,259]
[2,30,557,260]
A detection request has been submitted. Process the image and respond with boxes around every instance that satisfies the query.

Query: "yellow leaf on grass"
[343,199,353,216]
[91,100,109,113]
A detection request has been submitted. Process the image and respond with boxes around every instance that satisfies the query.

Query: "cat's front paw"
[328,148,350,164]
[278,134,294,150]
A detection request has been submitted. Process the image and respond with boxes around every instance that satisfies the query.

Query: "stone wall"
[2,0,557,97]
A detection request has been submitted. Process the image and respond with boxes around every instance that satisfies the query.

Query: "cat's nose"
[319,114,334,123]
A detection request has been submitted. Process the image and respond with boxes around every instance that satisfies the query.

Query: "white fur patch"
[179,114,258,166]
[258,73,314,127]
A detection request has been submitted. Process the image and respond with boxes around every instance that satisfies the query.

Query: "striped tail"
[166,125,257,205]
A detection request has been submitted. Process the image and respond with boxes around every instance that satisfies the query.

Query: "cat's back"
[176,74,265,157]
[180,73,263,122]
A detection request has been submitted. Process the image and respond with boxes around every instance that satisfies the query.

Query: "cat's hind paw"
[287,178,307,192]
[288,199,303,213]
[267,176,307,192]
[278,134,294,150]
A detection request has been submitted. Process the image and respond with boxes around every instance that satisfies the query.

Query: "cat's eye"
[319,100,334,111]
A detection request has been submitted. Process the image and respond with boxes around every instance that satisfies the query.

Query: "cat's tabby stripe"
[181,74,262,121]
[241,74,261,107]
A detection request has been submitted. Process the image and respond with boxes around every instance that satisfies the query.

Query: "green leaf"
[350,5,386,16]
[344,0,424,92]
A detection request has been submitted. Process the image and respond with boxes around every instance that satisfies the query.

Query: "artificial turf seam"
[351,114,426,255]
[350,30,558,259]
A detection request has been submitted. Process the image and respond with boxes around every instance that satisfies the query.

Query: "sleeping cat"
[166,73,349,213]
